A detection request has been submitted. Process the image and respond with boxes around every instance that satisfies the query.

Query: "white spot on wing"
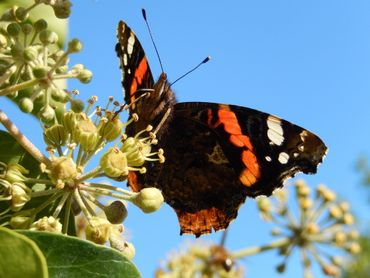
[267,115,284,145]
[123,53,128,66]
[127,33,135,55]
[265,156,272,162]
[278,152,289,164]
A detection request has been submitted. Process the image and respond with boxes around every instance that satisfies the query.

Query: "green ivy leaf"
[19,231,141,278]
[0,130,41,177]
[0,227,48,278]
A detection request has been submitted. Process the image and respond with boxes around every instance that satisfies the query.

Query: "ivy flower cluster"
[156,242,244,278]
[0,96,165,258]
[156,181,360,277]
[0,1,90,124]
[249,180,360,277]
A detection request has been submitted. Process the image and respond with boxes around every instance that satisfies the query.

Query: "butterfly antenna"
[170,56,211,87]
[142,9,164,73]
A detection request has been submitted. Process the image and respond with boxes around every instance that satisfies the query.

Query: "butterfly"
[115,17,327,237]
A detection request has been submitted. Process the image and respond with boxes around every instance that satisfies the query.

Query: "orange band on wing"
[130,57,149,98]
[207,107,261,187]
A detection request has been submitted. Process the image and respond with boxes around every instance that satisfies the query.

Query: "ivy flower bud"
[70,99,84,113]
[30,216,62,233]
[73,117,99,151]
[10,182,31,211]
[100,147,128,178]
[34,19,48,32]
[0,7,17,21]
[257,197,271,213]
[342,213,354,225]
[77,69,93,84]
[39,105,56,122]
[99,116,122,142]
[346,242,361,254]
[85,217,111,244]
[51,88,69,102]
[104,200,128,224]
[23,46,38,62]
[52,0,72,19]
[19,97,33,113]
[44,124,68,147]
[15,7,29,21]
[10,215,33,229]
[7,23,21,37]
[328,205,342,219]
[131,187,164,213]
[21,23,33,35]
[39,30,58,45]
[322,264,339,277]
[32,66,48,79]
[4,163,29,183]
[333,232,346,247]
[67,38,83,53]
[10,43,24,60]
[276,263,286,273]
[49,157,77,184]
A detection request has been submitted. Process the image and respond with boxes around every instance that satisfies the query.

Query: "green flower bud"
[56,65,68,74]
[70,99,84,113]
[330,256,343,267]
[19,97,34,113]
[44,124,68,147]
[104,201,128,224]
[23,46,38,62]
[4,163,29,183]
[77,69,93,84]
[39,105,56,122]
[296,183,310,197]
[0,7,17,21]
[51,87,69,102]
[15,7,29,22]
[132,187,164,213]
[85,217,111,244]
[52,0,72,19]
[7,23,21,37]
[73,114,99,151]
[276,263,286,273]
[10,43,24,60]
[347,230,359,240]
[10,182,31,211]
[49,157,77,184]
[99,116,122,142]
[68,38,82,53]
[34,19,48,32]
[100,147,128,178]
[10,215,33,229]
[21,23,33,35]
[30,216,62,233]
[121,137,151,167]
[32,66,48,78]
[39,30,58,45]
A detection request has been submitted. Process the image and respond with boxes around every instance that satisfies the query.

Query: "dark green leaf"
[20,231,141,278]
[0,227,48,278]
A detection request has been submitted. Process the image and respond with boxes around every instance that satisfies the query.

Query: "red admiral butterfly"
[115,17,327,237]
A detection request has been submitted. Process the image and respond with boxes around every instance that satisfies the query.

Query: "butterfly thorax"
[130,73,176,135]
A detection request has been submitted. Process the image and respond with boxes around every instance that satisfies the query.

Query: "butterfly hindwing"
[140,102,327,236]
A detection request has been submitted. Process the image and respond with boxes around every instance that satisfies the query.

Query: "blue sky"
[2,0,370,277]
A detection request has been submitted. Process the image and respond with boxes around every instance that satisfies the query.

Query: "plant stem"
[0,110,51,167]
[0,79,39,96]
[232,237,291,258]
